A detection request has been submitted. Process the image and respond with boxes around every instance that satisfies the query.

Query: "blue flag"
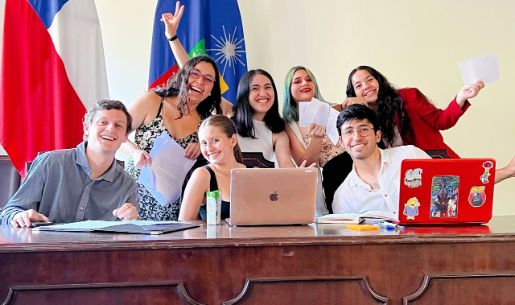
[149,0,248,104]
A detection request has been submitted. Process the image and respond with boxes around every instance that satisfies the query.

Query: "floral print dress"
[126,100,199,221]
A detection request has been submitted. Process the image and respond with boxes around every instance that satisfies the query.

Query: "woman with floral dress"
[124,55,222,220]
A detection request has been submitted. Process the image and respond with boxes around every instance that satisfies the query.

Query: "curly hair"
[154,55,222,119]
[346,66,412,147]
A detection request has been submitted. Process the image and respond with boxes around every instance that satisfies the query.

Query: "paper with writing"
[298,98,340,145]
[138,132,196,206]
[459,54,499,85]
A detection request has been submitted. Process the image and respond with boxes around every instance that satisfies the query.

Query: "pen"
[379,221,404,231]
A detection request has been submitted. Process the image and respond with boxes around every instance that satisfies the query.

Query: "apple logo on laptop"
[269,191,279,202]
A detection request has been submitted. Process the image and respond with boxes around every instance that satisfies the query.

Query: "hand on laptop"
[11,209,49,228]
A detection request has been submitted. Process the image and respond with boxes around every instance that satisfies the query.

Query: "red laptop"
[398,158,496,225]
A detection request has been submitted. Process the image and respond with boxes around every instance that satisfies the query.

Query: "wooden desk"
[1,216,515,305]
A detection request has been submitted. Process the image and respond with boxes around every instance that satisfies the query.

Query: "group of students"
[1,3,514,228]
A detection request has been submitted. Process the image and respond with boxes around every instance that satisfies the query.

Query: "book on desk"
[34,220,199,235]
[316,211,396,224]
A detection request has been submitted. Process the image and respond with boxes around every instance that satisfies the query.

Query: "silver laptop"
[228,168,318,225]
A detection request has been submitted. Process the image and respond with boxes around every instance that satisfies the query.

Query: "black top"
[198,165,230,220]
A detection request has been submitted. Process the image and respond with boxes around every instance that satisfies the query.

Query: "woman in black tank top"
[179,115,246,221]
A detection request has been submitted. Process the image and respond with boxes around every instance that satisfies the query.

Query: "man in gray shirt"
[0,99,139,227]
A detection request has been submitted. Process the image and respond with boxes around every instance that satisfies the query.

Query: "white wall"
[2,0,514,214]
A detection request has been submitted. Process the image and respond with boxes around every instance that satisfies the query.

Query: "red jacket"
[398,88,470,158]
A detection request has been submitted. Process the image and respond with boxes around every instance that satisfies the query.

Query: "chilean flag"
[149,0,247,104]
[0,0,108,177]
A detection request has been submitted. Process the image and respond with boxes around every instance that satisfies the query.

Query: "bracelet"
[167,35,178,42]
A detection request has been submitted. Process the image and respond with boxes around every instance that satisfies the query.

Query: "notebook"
[228,168,318,226]
[398,158,496,225]
[35,220,199,235]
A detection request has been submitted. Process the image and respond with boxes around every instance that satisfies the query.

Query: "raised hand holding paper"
[298,98,340,145]
[459,54,499,85]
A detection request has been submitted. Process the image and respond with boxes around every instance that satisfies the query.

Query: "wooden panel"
[404,274,515,305]
[1,217,515,305]
[1,282,202,305]
[224,277,387,305]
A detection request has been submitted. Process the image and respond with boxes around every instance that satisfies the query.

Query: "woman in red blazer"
[343,66,484,158]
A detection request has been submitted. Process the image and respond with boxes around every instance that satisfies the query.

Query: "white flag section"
[298,98,340,145]
[138,132,196,206]
[48,0,109,108]
[459,54,499,86]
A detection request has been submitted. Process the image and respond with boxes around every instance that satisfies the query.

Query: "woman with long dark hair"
[233,69,296,167]
[344,66,484,158]
[123,55,222,221]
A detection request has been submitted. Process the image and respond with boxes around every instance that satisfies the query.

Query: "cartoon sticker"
[480,161,494,184]
[468,186,486,207]
[403,197,421,220]
[404,168,423,188]
[430,176,459,218]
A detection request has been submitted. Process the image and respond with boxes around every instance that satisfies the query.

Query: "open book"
[34,220,199,235]
[317,211,397,224]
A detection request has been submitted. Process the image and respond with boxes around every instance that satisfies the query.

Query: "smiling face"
[339,118,381,161]
[186,61,216,107]
[290,69,316,102]
[248,73,274,120]
[84,109,129,155]
[199,125,237,164]
[351,69,380,104]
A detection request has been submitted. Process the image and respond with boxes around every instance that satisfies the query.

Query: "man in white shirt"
[332,104,515,218]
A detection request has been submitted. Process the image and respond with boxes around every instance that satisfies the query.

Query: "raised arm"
[495,156,515,184]
[179,167,210,221]
[456,81,485,108]
[162,1,189,68]
[162,2,234,114]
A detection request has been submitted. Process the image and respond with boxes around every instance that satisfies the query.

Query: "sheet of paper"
[459,54,499,85]
[138,132,196,206]
[298,98,329,128]
[298,98,340,145]
[325,107,340,145]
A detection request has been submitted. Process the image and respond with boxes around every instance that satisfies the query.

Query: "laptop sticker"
[403,197,421,220]
[404,168,423,188]
[430,176,459,218]
[468,186,486,207]
[480,161,494,184]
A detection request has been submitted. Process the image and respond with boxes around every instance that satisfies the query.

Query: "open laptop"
[228,168,318,226]
[398,158,496,225]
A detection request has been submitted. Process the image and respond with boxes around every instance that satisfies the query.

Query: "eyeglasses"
[341,125,373,137]
[189,69,215,85]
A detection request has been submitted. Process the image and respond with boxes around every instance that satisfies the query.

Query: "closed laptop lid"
[229,168,318,226]
[398,158,496,225]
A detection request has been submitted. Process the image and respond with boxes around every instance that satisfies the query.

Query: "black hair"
[336,104,380,136]
[346,66,412,146]
[154,55,222,119]
[233,69,285,138]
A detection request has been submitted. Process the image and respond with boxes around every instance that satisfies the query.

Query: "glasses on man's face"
[189,69,215,85]
[341,125,373,138]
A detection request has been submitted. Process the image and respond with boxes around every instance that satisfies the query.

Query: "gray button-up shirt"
[0,142,138,224]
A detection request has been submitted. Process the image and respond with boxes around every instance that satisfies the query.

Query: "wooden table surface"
[1,216,515,305]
